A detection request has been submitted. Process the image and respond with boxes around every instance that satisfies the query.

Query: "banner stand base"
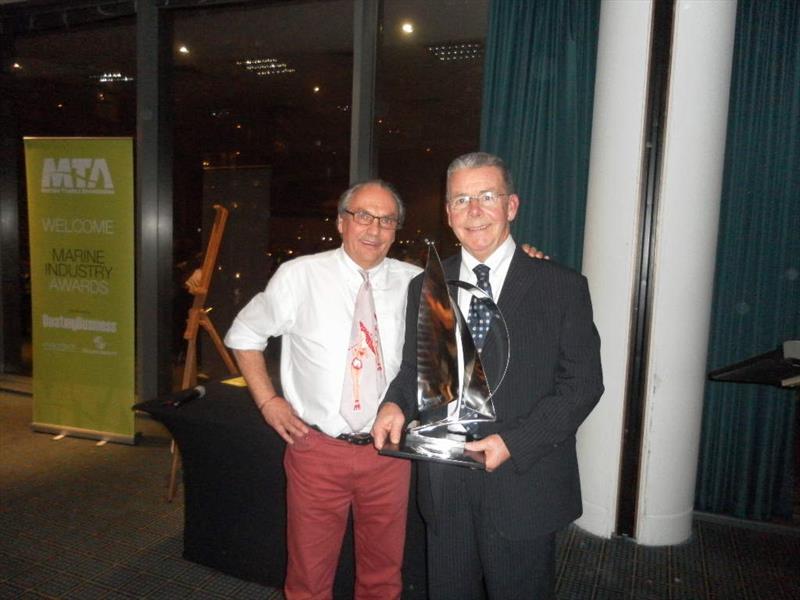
[31,422,137,446]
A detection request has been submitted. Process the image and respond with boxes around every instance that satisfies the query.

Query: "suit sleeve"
[500,272,604,474]
[381,274,423,422]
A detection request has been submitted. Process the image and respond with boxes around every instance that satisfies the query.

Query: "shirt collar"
[336,246,389,288]
[460,235,516,272]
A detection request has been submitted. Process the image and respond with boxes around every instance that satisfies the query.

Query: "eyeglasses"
[343,209,402,230]
[447,191,509,211]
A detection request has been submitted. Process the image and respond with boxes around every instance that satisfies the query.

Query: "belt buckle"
[338,432,373,445]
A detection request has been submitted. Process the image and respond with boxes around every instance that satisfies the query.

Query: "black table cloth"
[136,380,426,599]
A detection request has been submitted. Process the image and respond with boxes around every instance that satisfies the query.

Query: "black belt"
[336,432,374,445]
[311,425,373,446]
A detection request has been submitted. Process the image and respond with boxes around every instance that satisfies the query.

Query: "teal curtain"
[696,0,800,521]
[480,0,600,270]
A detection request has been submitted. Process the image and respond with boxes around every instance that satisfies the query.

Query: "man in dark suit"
[372,152,603,599]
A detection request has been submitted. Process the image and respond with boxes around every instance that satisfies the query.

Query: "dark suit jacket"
[383,247,603,540]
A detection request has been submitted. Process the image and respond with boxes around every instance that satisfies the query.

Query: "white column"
[635,0,737,545]
[578,0,737,544]
[577,0,655,539]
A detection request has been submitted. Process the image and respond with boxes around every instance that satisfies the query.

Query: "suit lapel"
[496,248,535,317]
[482,249,533,368]
[443,255,460,283]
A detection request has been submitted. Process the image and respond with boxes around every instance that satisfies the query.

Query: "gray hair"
[337,179,405,225]
[446,152,515,198]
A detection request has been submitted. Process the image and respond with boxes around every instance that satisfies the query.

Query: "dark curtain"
[697,0,800,520]
[480,0,600,270]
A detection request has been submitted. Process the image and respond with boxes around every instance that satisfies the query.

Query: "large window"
[1,0,489,387]
[171,1,354,378]
[378,0,489,264]
[5,17,137,376]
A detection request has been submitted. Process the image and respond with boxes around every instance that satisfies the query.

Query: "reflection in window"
[9,19,137,376]
[377,0,489,265]
[171,1,354,378]
[13,22,137,139]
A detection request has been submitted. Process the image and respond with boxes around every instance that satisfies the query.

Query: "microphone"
[163,385,206,408]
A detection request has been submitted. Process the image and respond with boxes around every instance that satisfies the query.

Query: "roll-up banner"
[24,137,136,444]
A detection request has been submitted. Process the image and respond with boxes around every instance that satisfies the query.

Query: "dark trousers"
[426,469,556,600]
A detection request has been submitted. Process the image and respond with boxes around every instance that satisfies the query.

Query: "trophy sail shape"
[379,242,507,469]
[415,242,496,429]
[416,243,459,424]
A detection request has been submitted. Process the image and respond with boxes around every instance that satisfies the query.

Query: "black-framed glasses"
[343,209,401,230]
[447,191,509,211]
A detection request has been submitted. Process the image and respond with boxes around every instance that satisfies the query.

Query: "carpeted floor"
[1,388,799,599]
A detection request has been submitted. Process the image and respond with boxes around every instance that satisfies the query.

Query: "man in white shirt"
[224,180,420,600]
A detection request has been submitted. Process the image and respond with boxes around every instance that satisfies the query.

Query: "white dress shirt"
[456,235,517,315]
[224,247,421,436]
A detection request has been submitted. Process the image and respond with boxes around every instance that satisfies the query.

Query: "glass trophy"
[379,242,509,469]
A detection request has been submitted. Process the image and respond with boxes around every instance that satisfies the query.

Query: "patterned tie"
[340,270,386,431]
[467,264,493,351]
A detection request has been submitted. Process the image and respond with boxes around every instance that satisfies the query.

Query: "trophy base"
[378,430,486,470]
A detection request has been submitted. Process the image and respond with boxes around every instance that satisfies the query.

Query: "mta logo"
[41,158,114,194]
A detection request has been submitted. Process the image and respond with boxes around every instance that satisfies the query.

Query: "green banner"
[24,137,135,443]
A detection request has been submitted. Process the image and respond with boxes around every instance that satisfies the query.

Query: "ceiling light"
[236,57,295,76]
[313,85,320,93]
[91,72,134,83]
[178,45,190,55]
[12,62,22,70]
[426,42,483,62]
[401,22,414,34]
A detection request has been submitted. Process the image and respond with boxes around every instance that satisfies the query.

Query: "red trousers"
[283,428,411,600]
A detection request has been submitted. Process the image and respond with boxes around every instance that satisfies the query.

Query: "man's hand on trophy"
[371,403,406,449]
[464,434,511,472]
[521,243,550,260]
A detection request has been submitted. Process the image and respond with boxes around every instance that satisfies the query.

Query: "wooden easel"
[168,204,239,501]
